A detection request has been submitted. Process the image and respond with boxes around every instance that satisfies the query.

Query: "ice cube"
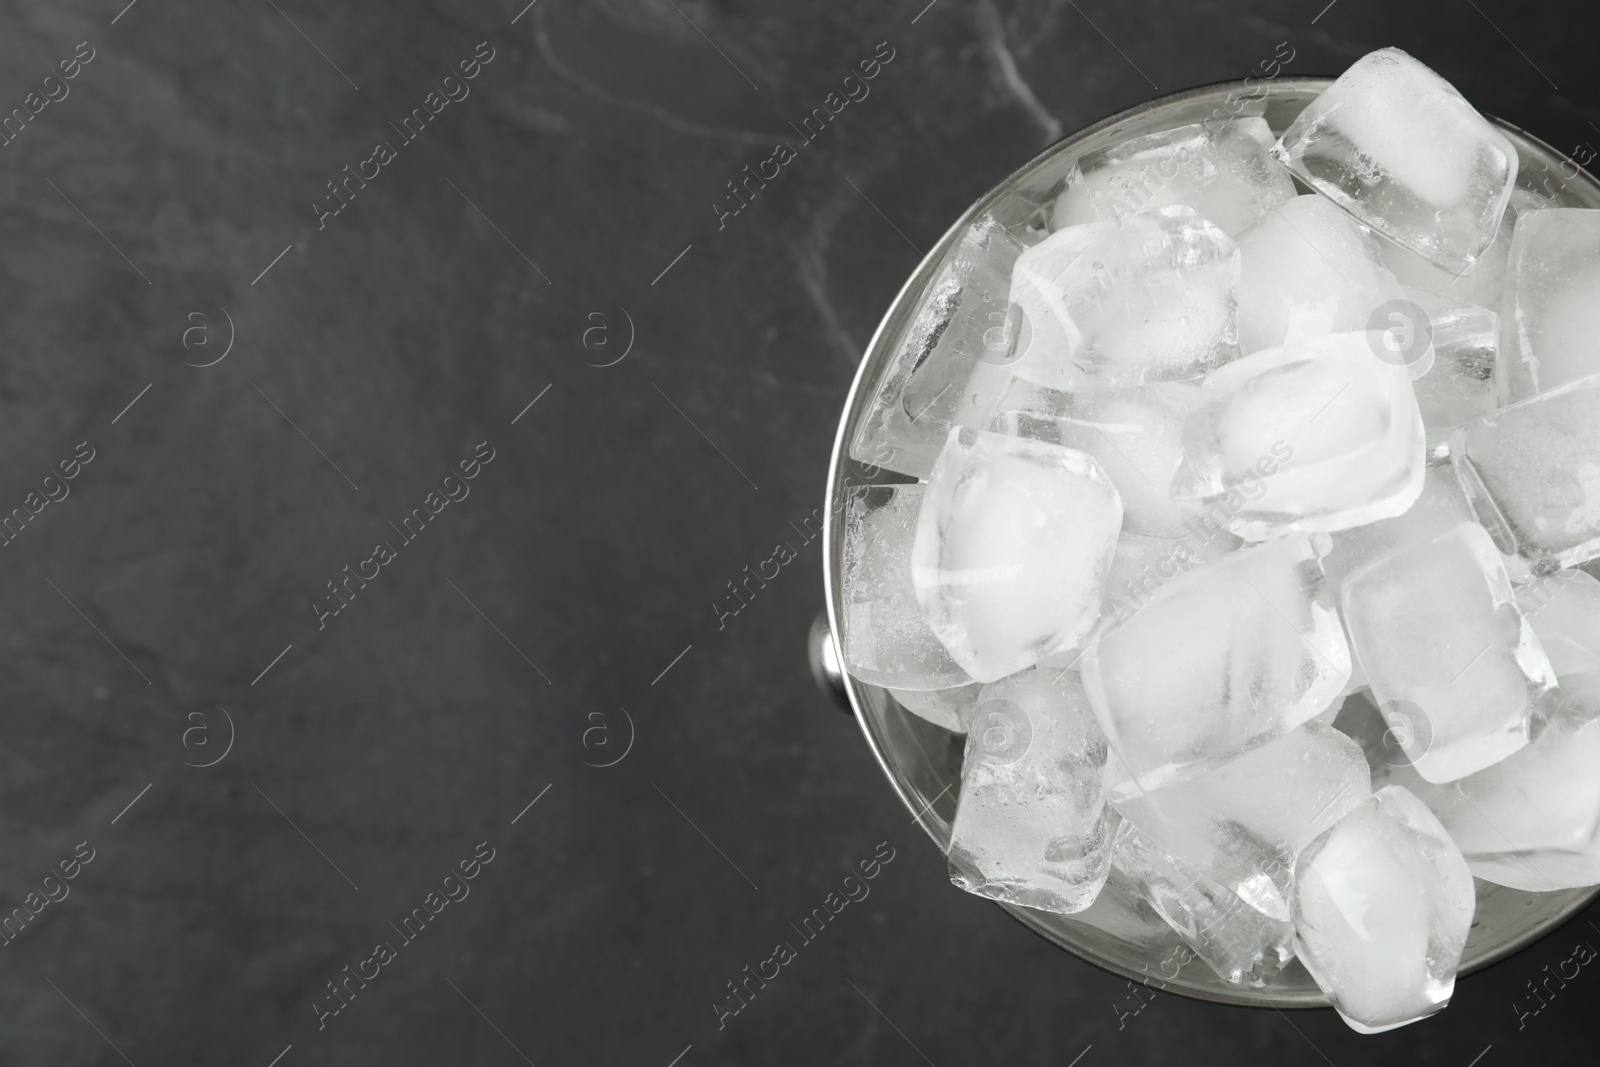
[1340,522,1555,782]
[1496,209,1600,404]
[1423,677,1600,891]
[1170,333,1426,540]
[1115,722,1372,917]
[1517,568,1600,679]
[890,682,983,733]
[1317,462,1477,595]
[947,670,1114,913]
[992,382,1202,537]
[1383,187,1552,316]
[1006,208,1240,394]
[840,485,975,690]
[977,372,1075,429]
[1233,116,1277,152]
[1100,527,1241,631]
[1339,657,1370,698]
[849,216,1028,478]
[1111,817,1293,986]
[1083,536,1351,793]
[1450,373,1600,571]
[913,428,1123,682]
[1234,194,1406,355]
[1411,305,1498,452]
[1311,689,1349,727]
[1293,785,1475,1033]
[1119,722,1372,854]
[1273,48,1517,274]
[1050,119,1297,238]
[1061,860,1185,949]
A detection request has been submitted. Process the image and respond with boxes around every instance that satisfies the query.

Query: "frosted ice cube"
[1340,522,1555,783]
[913,428,1123,682]
[1111,817,1293,986]
[1051,119,1297,238]
[1424,677,1600,891]
[849,216,1028,478]
[1234,194,1406,355]
[1293,785,1475,1033]
[1450,373,1600,571]
[1007,208,1240,394]
[947,670,1113,913]
[1496,209,1600,404]
[1170,333,1426,540]
[1411,305,1498,452]
[841,485,974,690]
[1083,536,1351,793]
[992,382,1202,537]
[1317,463,1476,595]
[1273,48,1517,274]
[1517,568,1600,679]
[890,682,983,733]
[1115,723,1372,917]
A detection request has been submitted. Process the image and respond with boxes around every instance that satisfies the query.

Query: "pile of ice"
[841,47,1600,1034]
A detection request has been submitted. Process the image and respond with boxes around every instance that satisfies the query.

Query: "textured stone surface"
[0,0,1596,1063]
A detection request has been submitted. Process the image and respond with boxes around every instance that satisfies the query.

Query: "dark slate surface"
[1,0,1597,1063]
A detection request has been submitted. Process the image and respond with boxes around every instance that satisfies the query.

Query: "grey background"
[0,0,1597,1064]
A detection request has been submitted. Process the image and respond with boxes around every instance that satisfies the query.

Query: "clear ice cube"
[1273,48,1517,274]
[1496,209,1600,404]
[849,216,1028,478]
[1424,676,1600,891]
[1118,723,1371,856]
[1169,333,1426,540]
[1317,462,1476,595]
[947,670,1114,913]
[1100,527,1241,631]
[1311,687,1351,727]
[1115,723,1372,928]
[992,382,1202,537]
[1450,372,1600,571]
[1111,817,1293,987]
[1061,859,1185,950]
[976,372,1075,429]
[1050,119,1297,238]
[1383,187,1552,316]
[1234,194,1406,356]
[1234,116,1276,152]
[1293,785,1476,1034]
[840,485,974,690]
[1411,304,1498,452]
[1517,568,1600,679]
[1083,536,1351,793]
[890,682,984,733]
[913,428,1123,682]
[1339,522,1555,782]
[1006,207,1240,394]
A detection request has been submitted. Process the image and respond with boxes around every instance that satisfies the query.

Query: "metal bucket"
[811,77,1600,1008]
